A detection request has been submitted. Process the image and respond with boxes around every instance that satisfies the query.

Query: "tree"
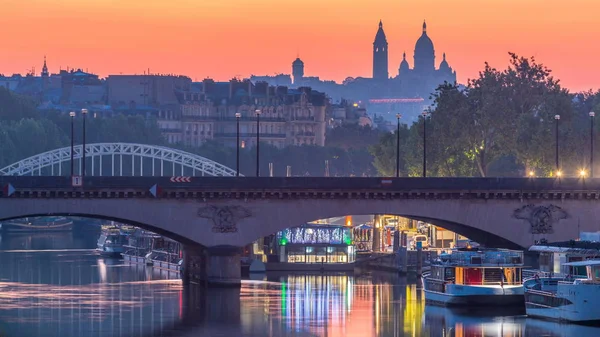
[369,124,410,176]
[0,87,39,121]
[326,124,383,150]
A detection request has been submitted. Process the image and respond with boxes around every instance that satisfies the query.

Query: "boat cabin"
[430,249,524,286]
[275,224,355,264]
[529,243,600,275]
[562,260,600,282]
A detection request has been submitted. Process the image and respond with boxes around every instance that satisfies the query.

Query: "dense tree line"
[370,53,600,178]
[0,86,378,176]
[4,53,597,179]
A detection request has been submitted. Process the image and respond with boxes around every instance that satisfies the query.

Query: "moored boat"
[1,217,73,233]
[96,227,127,257]
[122,229,159,264]
[524,260,600,323]
[423,248,525,306]
[145,237,182,272]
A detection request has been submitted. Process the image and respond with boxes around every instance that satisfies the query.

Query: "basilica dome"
[398,52,410,75]
[415,21,434,57]
[413,21,435,72]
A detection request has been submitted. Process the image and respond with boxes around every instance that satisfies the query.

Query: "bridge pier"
[182,245,242,287]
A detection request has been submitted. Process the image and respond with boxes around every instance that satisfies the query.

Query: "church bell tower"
[372,20,388,80]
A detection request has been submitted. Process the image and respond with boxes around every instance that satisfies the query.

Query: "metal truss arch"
[0,143,239,177]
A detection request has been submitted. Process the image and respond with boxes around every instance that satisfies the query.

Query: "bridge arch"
[0,176,596,250]
[0,143,238,177]
[0,213,201,247]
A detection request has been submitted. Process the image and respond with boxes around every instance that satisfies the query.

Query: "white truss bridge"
[0,143,238,177]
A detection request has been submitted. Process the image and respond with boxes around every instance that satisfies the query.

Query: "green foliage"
[326,124,383,150]
[370,53,600,177]
[369,125,410,176]
[0,87,39,121]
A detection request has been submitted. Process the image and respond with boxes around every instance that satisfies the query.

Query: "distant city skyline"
[1,0,599,92]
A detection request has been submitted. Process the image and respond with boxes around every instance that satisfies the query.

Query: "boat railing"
[523,269,563,280]
[441,250,524,266]
[557,280,577,285]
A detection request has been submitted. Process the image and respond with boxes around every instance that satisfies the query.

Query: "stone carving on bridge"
[197,205,252,233]
[513,204,568,234]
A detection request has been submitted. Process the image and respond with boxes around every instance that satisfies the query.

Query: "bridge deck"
[1,177,600,200]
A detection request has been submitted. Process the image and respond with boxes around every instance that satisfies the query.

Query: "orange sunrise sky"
[1,0,599,92]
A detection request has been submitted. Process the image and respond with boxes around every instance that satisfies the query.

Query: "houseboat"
[423,248,525,306]
[122,229,159,264]
[1,216,73,233]
[145,237,182,272]
[527,241,600,277]
[96,227,127,257]
[268,224,356,271]
[524,260,600,322]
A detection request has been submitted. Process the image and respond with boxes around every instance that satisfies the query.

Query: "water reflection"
[0,232,599,336]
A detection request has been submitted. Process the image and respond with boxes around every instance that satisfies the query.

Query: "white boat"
[144,237,182,272]
[1,216,73,233]
[96,228,127,257]
[122,229,159,264]
[524,260,600,323]
[423,248,525,306]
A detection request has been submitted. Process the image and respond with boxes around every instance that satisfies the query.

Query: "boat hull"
[1,221,73,233]
[123,254,146,264]
[525,278,600,322]
[151,259,181,272]
[97,245,124,257]
[424,281,524,307]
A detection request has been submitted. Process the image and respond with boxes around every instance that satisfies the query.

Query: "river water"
[0,231,598,337]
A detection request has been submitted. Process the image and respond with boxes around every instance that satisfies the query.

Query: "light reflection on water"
[0,232,599,336]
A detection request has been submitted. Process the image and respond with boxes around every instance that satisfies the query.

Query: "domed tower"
[414,21,435,73]
[398,52,410,76]
[439,53,451,73]
[372,20,389,80]
[292,57,304,84]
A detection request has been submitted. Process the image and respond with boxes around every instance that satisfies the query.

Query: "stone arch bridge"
[1,176,600,286]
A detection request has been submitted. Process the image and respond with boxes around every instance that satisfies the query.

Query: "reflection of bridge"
[0,143,238,177]
[2,174,600,286]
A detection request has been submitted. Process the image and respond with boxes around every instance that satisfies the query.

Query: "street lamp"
[81,109,88,177]
[528,170,535,178]
[421,111,430,178]
[255,109,261,177]
[396,113,402,177]
[69,111,76,176]
[235,112,241,177]
[580,169,587,178]
[590,111,595,178]
[554,114,560,177]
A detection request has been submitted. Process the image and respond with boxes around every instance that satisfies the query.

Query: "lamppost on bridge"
[235,112,241,177]
[554,114,560,177]
[69,111,76,176]
[396,113,402,178]
[81,108,88,177]
[421,111,430,178]
[590,111,595,178]
[255,109,261,177]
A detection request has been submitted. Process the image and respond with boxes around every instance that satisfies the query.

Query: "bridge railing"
[2,177,600,193]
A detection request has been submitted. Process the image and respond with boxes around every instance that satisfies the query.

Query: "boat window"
[464,268,483,285]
